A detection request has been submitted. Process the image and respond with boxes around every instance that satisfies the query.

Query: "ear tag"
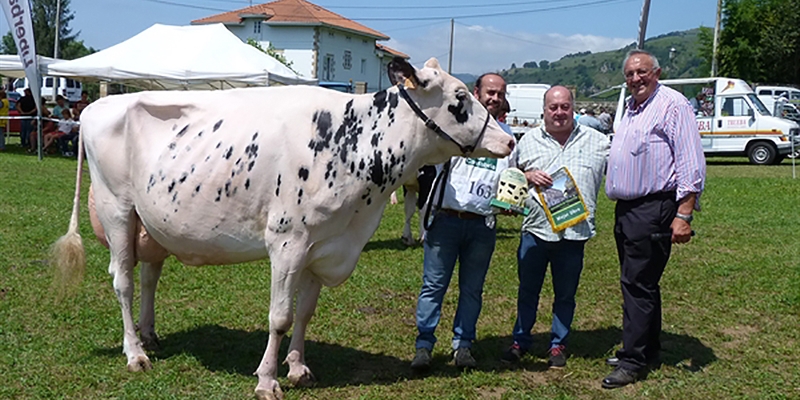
[404,78,417,90]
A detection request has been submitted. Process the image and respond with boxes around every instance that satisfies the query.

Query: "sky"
[2,0,718,75]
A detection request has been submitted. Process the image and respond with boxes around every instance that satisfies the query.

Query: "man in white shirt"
[501,85,610,368]
[411,73,518,371]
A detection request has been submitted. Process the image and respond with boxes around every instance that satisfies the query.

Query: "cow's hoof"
[126,355,153,372]
[288,366,316,387]
[254,384,284,400]
[141,333,160,351]
[401,235,415,247]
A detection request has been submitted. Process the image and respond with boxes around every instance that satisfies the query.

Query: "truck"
[505,83,550,138]
[613,77,800,165]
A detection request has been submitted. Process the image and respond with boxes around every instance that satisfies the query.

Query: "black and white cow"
[53,57,514,400]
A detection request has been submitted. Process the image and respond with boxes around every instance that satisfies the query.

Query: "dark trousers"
[613,192,677,372]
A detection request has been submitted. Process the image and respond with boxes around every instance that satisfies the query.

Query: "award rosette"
[490,168,531,216]
[534,167,589,232]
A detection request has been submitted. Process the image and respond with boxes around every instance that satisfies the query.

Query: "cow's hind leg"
[286,272,321,387]
[101,205,151,372]
[138,260,164,351]
[402,187,418,246]
[255,247,307,400]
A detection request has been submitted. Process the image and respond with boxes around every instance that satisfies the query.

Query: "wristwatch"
[675,213,693,224]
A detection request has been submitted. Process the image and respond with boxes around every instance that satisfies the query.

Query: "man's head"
[473,73,507,119]
[543,85,575,136]
[695,92,706,100]
[56,95,66,106]
[61,108,72,119]
[24,88,31,96]
[585,108,596,116]
[623,49,661,106]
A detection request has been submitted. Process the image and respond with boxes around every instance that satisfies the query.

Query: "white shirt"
[517,124,610,241]
[434,122,518,216]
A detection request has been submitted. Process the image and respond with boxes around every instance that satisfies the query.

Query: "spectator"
[410,72,518,371]
[500,86,610,368]
[0,90,8,151]
[74,92,91,112]
[577,108,606,132]
[17,88,36,148]
[42,108,78,155]
[597,107,613,132]
[602,49,705,389]
[689,92,706,116]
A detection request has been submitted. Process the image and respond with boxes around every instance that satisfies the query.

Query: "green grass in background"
[1,147,798,399]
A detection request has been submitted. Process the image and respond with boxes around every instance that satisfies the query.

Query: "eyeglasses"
[624,68,656,80]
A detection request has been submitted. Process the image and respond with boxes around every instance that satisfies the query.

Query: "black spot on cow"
[282,242,288,248]
[197,130,203,138]
[223,146,233,160]
[236,158,241,166]
[324,161,334,180]
[298,188,304,198]
[369,150,384,186]
[168,142,176,150]
[298,167,309,181]
[367,197,372,205]
[359,159,365,171]
[191,164,196,174]
[252,132,258,141]
[147,174,156,193]
[216,142,222,149]
[172,192,177,203]
[168,180,176,193]
[179,172,188,183]
[213,120,223,132]
[216,188,222,202]
[177,124,189,137]
[224,180,232,197]
[372,90,389,114]
[205,155,211,162]
[399,141,404,149]
[231,170,236,179]
[371,132,381,147]
[448,103,469,123]
[245,179,250,190]
[174,208,178,213]
[276,175,281,196]
[195,184,201,193]
[388,91,399,110]
[309,110,334,155]
[245,143,258,159]
[328,181,333,189]
[248,161,255,171]
[350,162,355,174]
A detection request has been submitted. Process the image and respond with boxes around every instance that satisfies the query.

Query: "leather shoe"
[602,366,638,389]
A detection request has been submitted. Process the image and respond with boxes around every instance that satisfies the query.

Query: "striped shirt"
[518,124,610,242]
[606,84,706,208]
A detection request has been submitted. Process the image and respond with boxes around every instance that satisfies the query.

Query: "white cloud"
[387,24,634,75]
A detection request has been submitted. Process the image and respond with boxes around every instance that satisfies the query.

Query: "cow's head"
[388,57,513,161]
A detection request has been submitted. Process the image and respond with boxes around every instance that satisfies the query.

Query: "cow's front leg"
[138,260,164,350]
[286,273,321,387]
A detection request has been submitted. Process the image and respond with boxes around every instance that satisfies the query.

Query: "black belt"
[439,208,484,220]
[618,191,676,203]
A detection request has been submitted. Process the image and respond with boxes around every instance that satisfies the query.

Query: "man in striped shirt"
[602,49,706,389]
[501,85,610,368]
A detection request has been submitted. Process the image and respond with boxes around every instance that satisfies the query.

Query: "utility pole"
[637,0,651,49]
[711,0,722,76]
[53,0,61,102]
[448,19,454,74]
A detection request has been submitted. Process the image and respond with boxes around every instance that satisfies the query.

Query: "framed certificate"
[534,167,588,232]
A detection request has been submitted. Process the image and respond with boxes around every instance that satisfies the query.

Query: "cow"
[390,166,436,246]
[52,57,514,400]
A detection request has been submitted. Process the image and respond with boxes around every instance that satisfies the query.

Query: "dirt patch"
[719,324,759,349]
[475,386,508,399]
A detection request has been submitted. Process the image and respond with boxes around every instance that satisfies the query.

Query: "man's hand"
[670,218,692,244]
[525,169,553,188]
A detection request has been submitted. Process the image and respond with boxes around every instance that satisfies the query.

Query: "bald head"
[543,85,575,137]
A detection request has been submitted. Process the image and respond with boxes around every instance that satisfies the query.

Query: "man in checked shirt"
[602,49,706,389]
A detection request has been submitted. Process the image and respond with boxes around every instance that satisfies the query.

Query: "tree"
[246,38,296,73]
[511,63,517,69]
[539,60,549,70]
[1,0,93,59]
[522,61,538,69]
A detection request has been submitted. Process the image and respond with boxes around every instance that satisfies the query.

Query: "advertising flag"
[1,0,42,111]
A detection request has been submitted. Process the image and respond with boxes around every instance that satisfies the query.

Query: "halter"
[396,83,490,157]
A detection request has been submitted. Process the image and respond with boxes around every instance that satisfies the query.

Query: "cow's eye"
[456,91,468,102]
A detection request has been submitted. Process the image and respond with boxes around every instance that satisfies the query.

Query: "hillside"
[497,29,705,99]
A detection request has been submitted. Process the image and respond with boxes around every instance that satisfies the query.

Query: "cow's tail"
[52,129,86,292]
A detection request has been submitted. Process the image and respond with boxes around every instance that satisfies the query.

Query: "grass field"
[1,142,798,399]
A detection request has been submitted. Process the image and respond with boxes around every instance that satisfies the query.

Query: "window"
[361,59,366,74]
[323,54,335,80]
[346,36,351,42]
[45,77,54,88]
[328,31,334,37]
[343,50,352,70]
[253,21,261,34]
[758,90,771,96]
[721,97,752,117]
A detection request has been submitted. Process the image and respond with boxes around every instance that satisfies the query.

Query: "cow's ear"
[387,57,421,89]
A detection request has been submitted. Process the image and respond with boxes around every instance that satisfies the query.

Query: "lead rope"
[422,160,451,231]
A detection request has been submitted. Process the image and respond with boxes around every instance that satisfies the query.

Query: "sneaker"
[410,348,432,371]
[500,342,525,364]
[453,347,477,369]
[64,151,75,157]
[548,345,567,369]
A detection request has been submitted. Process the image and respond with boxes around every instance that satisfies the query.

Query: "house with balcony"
[192,0,408,92]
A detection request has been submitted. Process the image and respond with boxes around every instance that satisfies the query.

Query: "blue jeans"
[20,119,32,147]
[512,232,586,350]
[415,213,496,351]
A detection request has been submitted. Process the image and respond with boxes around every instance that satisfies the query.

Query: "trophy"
[490,168,531,216]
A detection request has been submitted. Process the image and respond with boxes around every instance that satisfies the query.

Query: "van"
[13,76,83,103]
[754,85,800,118]
[505,83,550,137]
[613,77,800,165]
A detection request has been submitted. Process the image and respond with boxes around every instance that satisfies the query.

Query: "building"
[192,0,408,92]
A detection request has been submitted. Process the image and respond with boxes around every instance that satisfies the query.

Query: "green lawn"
[1,144,798,399]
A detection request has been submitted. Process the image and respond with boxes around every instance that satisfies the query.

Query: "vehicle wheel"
[773,155,786,165]
[747,142,777,165]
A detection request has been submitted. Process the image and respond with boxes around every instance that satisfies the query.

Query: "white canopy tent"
[0,55,63,79]
[47,23,316,90]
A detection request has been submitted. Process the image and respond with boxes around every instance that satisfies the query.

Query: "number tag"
[468,180,493,199]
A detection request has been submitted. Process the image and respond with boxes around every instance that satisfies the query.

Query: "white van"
[613,77,800,165]
[13,76,83,103]
[754,85,800,119]
[505,83,550,137]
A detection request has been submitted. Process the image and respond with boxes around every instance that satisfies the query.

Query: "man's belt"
[439,208,484,220]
